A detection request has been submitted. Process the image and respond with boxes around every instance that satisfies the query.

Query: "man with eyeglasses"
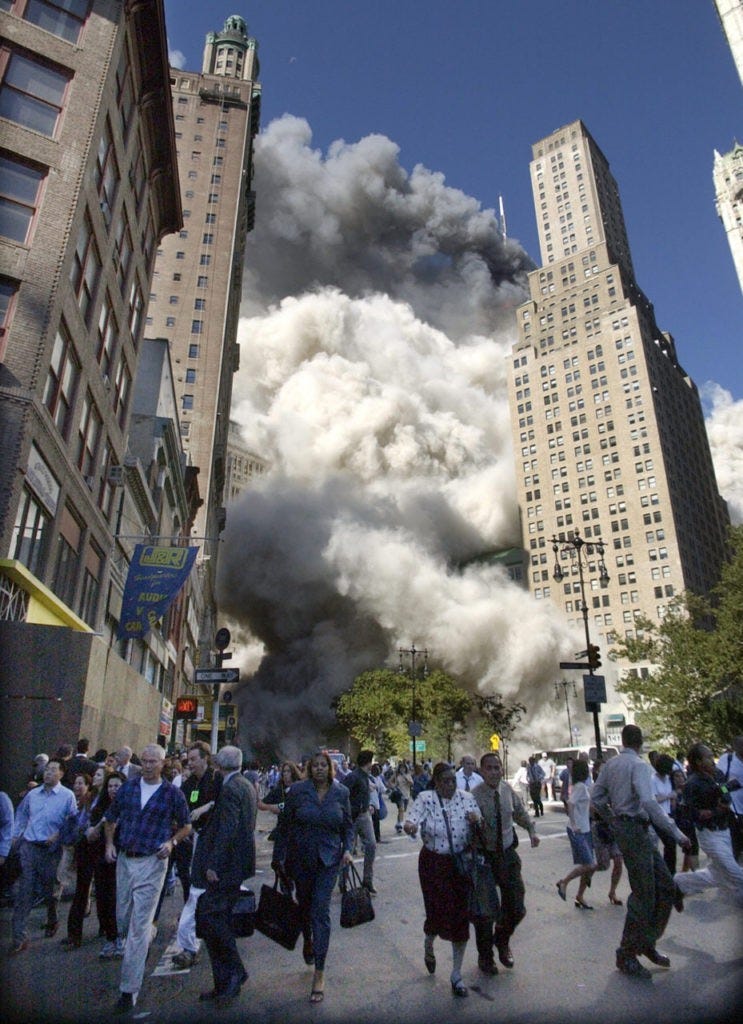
[104,743,191,1015]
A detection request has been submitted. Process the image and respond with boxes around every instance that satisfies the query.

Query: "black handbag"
[255,872,303,950]
[231,889,256,938]
[339,862,375,928]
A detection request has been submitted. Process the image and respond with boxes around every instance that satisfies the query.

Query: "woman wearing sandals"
[273,751,353,1004]
[403,762,482,997]
[556,759,597,908]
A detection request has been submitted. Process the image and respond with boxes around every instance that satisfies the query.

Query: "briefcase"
[339,862,375,928]
[255,873,303,950]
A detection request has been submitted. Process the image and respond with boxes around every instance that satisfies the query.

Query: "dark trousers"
[474,845,526,958]
[67,843,94,941]
[614,818,675,955]
[294,859,340,971]
[12,840,61,942]
[198,887,245,994]
[93,858,118,941]
[153,839,191,922]
[529,783,543,816]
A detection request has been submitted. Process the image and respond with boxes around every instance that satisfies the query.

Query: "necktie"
[465,777,470,791]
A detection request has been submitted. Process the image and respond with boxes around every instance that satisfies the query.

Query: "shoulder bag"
[255,871,303,950]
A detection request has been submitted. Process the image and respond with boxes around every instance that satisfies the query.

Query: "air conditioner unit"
[108,465,125,486]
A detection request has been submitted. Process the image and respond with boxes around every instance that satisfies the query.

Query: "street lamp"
[398,644,428,770]
[550,528,610,758]
[554,678,577,746]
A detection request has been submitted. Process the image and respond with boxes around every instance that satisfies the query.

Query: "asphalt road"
[1,802,741,1024]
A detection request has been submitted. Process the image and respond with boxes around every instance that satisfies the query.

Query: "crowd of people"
[1,730,741,1014]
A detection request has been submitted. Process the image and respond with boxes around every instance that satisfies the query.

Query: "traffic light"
[587,644,602,671]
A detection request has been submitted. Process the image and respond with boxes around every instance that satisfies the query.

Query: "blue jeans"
[352,811,376,885]
[12,840,61,942]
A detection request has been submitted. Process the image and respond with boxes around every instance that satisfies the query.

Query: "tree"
[473,693,527,776]
[609,525,743,751]
[334,666,474,762]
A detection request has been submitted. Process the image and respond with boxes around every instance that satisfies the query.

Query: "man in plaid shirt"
[104,743,191,1015]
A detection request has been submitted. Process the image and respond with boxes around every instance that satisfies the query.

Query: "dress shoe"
[616,951,651,979]
[424,950,436,974]
[478,957,498,975]
[44,921,59,938]
[215,967,248,1006]
[362,882,378,895]
[10,939,30,955]
[172,949,198,969]
[497,943,514,968]
[643,948,670,968]
[113,992,137,1015]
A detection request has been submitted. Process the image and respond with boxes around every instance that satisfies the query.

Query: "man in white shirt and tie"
[456,756,483,793]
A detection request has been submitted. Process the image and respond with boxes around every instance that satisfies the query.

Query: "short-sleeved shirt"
[181,767,217,833]
[406,788,480,854]
[105,776,189,855]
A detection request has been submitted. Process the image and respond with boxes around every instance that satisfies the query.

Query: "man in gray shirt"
[592,724,690,980]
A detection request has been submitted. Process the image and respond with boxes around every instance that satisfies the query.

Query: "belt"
[29,840,53,847]
[123,850,151,858]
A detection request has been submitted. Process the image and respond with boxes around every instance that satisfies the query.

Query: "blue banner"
[117,544,198,640]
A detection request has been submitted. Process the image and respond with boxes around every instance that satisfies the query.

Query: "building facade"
[715,0,743,87]
[508,120,729,733]
[0,0,183,787]
[714,143,743,294]
[224,417,266,503]
[144,14,261,559]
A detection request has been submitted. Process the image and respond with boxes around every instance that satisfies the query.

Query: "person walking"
[86,771,126,959]
[717,737,743,861]
[10,759,76,952]
[403,762,482,997]
[556,758,597,909]
[273,750,354,1004]
[673,743,743,907]
[339,749,377,893]
[471,752,539,974]
[591,724,691,980]
[455,755,483,793]
[103,744,191,1014]
[190,745,257,1007]
[527,756,545,816]
[171,742,219,970]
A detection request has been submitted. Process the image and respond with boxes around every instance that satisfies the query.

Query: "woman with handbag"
[272,751,354,1004]
[403,762,481,997]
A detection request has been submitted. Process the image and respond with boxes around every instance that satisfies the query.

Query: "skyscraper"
[145,15,261,558]
[508,120,729,726]
[714,143,743,293]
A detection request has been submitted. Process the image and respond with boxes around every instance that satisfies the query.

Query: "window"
[194,298,205,310]
[197,275,208,287]
[52,503,82,608]
[0,275,18,359]
[12,485,52,576]
[93,117,118,225]
[0,153,44,243]
[96,291,117,375]
[128,277,143,342]
[113,356,131,428]
[182,394,194,410]
[199,254,210,266]
[202,233,213,245]
[70,213,100,320]
[190,319,203,334]
[188,343,199,358]
[0,49,69,136]
[185,368,196,383]
[43,322,79,436]
[115,45,134,138]
[165,316,175,327]
[15,0,89,44]
[76,391,101,476]
[205,212,216,224]
[78,540,102,625]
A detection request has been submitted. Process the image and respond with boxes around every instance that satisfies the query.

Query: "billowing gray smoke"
[217,116,578,758]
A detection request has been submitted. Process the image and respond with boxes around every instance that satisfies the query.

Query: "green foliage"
[610,525,743,751]
[334,667,473,762]
[473,693,527,753]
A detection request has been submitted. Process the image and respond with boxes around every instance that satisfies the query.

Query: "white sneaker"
[99,940,117,959]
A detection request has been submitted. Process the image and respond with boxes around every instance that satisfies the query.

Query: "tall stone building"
[144,15,261,576]
[714,143,743,293]
[0,0,183,789]
[715,0,743,87]
[224,418,266,504]
[508,120,729,735]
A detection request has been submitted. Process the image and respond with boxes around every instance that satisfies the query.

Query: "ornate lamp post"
[398,644,428,770]
[550,529,610,758]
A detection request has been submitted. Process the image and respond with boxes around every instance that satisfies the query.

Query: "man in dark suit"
[190,745,257,1007]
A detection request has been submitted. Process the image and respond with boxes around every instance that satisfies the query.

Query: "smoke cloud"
[214,118,567,756]
[703,383,743,526]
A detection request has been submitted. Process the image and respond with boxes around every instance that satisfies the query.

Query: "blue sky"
[164,0,741,401]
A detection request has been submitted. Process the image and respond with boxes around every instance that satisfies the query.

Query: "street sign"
[409,740,426,753]
[408,721,422,737]
[583,674,606,704]
[214,628,231,651]
[194,667,240,684]
[559,661,591,670]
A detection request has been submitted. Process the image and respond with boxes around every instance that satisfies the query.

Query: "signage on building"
[159,697,173,737]
[117,544,198,640]
[26,444,60,515]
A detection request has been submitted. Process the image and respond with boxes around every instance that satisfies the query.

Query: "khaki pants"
[116,853,168,995]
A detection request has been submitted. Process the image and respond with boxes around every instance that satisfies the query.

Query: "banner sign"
[117,544,198,640]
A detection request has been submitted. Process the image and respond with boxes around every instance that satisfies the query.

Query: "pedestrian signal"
[490,734,500,751]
